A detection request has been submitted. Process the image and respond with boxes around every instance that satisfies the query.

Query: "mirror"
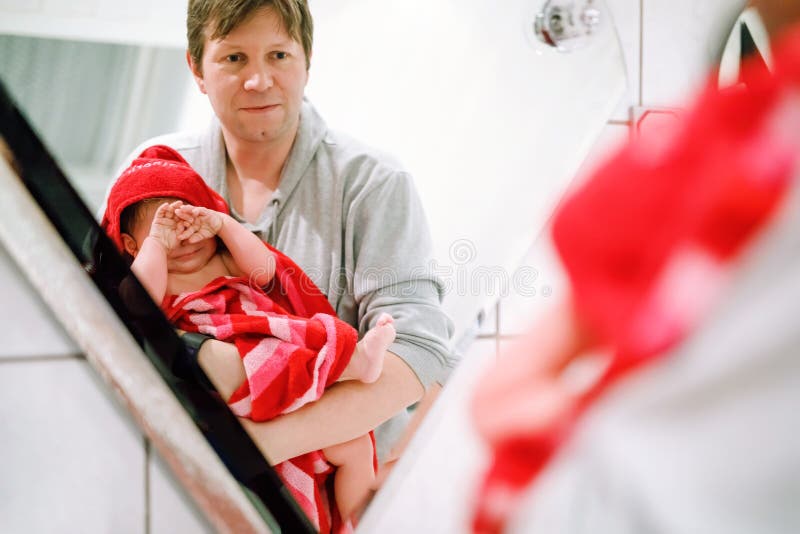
[0,0,626,530]
[718,6,772,89]
[0,86,311,532]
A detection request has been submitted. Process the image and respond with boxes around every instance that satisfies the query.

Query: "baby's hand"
[149,201,184,251]
[175,204,223,244]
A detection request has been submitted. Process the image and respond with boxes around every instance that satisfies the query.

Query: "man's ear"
[121,233,139,257]
[186,50,207,94]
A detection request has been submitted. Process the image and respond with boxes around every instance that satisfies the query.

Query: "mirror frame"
[0,79,313,534]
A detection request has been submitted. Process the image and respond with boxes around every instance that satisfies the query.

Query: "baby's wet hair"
[120,197,177,235]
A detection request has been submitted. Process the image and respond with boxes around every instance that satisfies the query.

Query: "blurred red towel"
[473,21,800,534]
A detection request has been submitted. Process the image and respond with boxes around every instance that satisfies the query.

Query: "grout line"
[496,334,525,341]
[608,117,635,140]
[144,438,151,534]
[474,300,504,358]
[477,333,525,342]
[639,0,644,106]
[0,353,84,364]
[494,300,501,357]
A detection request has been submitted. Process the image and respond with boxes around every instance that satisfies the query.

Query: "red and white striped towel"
[163,258,364,533]
[165,276,357,421]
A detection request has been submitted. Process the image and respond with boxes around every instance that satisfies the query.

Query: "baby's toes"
[376,313,393,326]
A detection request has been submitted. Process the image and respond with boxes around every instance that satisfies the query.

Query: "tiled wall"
[0,1,747,532]
[0,243,213,534]
[490,0,746,344]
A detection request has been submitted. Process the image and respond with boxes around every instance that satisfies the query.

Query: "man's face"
[190,7,309,146]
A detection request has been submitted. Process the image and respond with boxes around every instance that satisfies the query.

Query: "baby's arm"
[217,214,276,286]
[131,201,182,303]
[177,206,276,286]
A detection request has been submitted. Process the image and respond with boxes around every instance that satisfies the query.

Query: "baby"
[103,145,393,522]
[121,197,395,383]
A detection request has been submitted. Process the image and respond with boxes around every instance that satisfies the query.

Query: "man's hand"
[175,204,223,244]
[148,200,185,251]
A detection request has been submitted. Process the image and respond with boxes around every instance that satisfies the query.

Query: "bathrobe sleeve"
[345,170,455,389]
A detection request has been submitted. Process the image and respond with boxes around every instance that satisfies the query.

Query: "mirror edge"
[0,151,274,534]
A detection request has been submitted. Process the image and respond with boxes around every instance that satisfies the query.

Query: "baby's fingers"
[177,226,196,241]
[174,206,195,222]
[154,202,171,218]
[167,200,184,216]
[174,222,188,239]
[156,200,182,220]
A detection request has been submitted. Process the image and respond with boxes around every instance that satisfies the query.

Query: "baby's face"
[131,201,218,274]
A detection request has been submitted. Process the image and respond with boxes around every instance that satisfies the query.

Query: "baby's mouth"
[172,246,200,259]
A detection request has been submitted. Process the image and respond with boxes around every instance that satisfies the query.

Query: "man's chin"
[229,117,290,144]
[248,126,283,143]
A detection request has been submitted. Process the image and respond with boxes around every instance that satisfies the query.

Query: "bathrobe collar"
[211,97,328,227]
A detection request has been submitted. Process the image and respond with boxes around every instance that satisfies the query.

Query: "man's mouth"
[241,103,280,113]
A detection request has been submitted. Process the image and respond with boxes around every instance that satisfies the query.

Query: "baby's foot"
[375,313,393,328]
[353,313,395,383]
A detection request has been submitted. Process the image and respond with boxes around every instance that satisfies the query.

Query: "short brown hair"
[187,0,313,72]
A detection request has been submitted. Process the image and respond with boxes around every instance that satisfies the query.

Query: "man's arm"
[347,172,456,391]
[197,339,423,465]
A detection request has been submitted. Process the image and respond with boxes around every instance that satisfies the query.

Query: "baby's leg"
[322,434,376,521]
[195,337,247,400]
[339,313,395,383]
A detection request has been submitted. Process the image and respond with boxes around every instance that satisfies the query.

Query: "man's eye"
[273,51,288,60]
[226,54,243,63]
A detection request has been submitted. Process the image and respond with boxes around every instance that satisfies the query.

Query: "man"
[114,0,453,464]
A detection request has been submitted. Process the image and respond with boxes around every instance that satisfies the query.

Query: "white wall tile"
[0,0,186,48]
[569,122,631,190]
[499,123,629,337]
[149,448,213,534]
[464,338,500,365]
[0,243,77,358]
[0,359,145,534]
[359,336,496,533]
[642,0,746,107]
[606,0,642,119]
[475,300,499,338]
[499,235,567,337]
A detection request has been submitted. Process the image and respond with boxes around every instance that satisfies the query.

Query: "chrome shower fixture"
[534,0,605,52]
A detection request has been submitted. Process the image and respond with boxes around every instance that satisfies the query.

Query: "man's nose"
[243,62,274,92]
